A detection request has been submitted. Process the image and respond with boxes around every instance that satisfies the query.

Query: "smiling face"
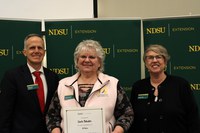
[23,36,45,69]
[77,48,101,74]
[145,50,166,75]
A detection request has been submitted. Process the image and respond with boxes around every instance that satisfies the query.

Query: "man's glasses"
[145,55,163,61]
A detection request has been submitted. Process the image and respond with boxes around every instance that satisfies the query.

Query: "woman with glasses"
[46,39,134,133]
[128,44,199,133]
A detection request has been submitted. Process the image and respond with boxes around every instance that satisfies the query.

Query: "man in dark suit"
[0,33,59,133]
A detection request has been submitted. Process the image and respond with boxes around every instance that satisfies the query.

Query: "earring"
[164,66,167,71]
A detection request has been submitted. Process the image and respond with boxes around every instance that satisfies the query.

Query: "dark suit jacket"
[0,64,59,133]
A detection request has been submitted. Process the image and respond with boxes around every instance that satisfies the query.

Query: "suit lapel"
[21,64,34,85]
[43,68,51,112]
[21,64,42,111]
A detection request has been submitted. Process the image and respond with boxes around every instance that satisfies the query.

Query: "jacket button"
[158,98,163,102]
[160,115,163,120]
[144,118,147,122]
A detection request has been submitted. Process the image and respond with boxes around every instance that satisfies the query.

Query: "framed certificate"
[64,107,105,133]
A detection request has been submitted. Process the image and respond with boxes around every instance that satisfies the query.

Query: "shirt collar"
[27,63,44,74]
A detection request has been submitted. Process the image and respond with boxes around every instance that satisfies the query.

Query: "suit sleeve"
[0,71,17,133]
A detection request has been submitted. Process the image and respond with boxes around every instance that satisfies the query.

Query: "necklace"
[150,74,166,102]
[154,88,158,102]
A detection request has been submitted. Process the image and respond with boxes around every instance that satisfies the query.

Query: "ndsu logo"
[50,68,69,75]
[0,49,9,56]
[190,84,200,90]
[48,29,68,35]
[103,48,111,54]
[146,27,166,34]
[189,45,200,52]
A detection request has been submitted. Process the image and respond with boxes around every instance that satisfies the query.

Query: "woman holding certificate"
[46,39,134,133]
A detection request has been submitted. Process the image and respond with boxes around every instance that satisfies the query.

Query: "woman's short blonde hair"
[74,39,105,72]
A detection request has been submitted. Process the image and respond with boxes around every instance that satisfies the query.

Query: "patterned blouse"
[78,84,93,107]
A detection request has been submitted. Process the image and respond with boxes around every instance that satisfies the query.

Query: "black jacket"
[129,75,200,133]
[0,64,59,133]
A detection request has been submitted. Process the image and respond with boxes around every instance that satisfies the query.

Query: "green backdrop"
[1,17,199,109]
[45,19,141,96]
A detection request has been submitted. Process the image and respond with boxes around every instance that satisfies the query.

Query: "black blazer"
[0,64,59,133]
[128,75,200,133]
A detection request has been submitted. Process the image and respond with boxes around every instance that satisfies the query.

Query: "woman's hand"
[112,125,124,133]
[51,127,61,133]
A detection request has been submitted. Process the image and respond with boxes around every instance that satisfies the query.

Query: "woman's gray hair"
[74,39,105,72]
[143,44,170,62]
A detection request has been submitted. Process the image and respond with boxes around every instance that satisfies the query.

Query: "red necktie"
[33,71,45,113]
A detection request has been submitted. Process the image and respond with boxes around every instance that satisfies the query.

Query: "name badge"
[138,93,148,99]
[64,95,74,100]
[27,84,38,90]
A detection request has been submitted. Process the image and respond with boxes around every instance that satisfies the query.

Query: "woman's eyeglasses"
[145,55,163,61]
